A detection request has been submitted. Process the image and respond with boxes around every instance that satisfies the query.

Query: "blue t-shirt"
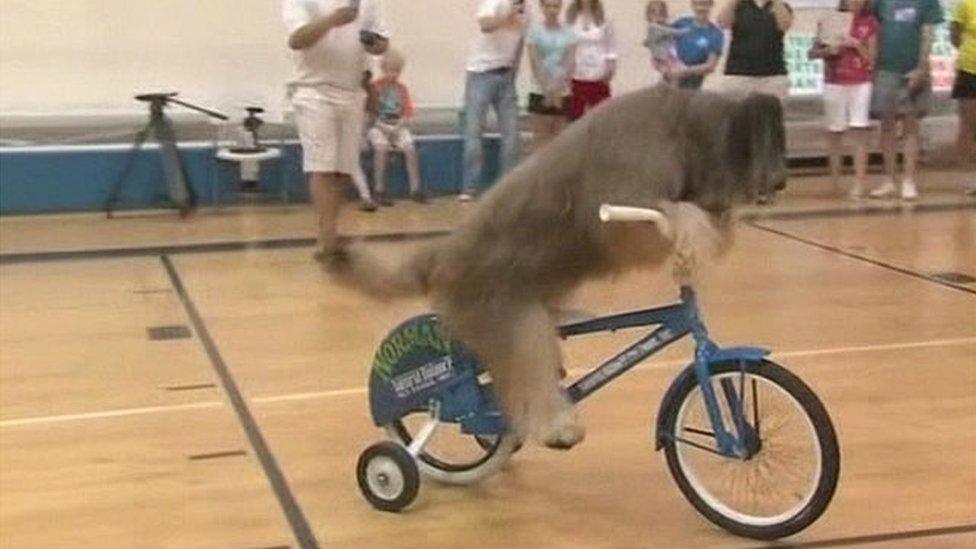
[527,24,577,90]
[672,17,725,90]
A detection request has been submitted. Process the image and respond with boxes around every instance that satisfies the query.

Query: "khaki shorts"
[721,75,791,100]
[367,121,415,150]
[291,87,365,174]
[870,70,932,119]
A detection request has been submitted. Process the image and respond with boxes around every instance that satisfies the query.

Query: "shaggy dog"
[325,84,787,449]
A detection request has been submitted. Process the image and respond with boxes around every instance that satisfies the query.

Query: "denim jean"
[461,69,520,195]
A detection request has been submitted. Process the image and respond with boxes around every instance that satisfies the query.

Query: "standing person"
[716,0,794,100]
[527,0,577,151]
[643,0,689,86]
[461,0,526,202]
[809,0,878,198]
[283,0,389,255]
[951,0,976,195]
[670,0,726,90]
[368,49,427,205]
[867,0,943,200]
[566,0,617,120]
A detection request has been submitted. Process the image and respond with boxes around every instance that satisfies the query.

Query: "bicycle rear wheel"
[660,360,839,540]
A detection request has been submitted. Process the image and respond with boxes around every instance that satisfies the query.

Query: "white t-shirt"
[282,0,388,95]
[466,0,525,73]
[571,17,617,82]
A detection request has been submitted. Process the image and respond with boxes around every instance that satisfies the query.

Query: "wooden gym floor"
[0,172,974,548]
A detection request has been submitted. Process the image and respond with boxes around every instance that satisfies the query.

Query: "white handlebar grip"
[599,204,673,240]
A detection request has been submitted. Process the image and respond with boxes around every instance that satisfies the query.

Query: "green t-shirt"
[874,0,944,74]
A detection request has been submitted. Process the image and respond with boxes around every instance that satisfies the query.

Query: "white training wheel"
[356,441,420,512]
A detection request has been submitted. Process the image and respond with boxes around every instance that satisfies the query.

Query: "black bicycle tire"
[660,359,840,540]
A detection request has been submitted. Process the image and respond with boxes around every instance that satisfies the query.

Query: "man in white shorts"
[283,0,389,254]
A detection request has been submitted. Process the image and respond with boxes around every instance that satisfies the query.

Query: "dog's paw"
[539,412,585,450]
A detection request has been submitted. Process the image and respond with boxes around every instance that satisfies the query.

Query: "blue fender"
[653,346,770,450]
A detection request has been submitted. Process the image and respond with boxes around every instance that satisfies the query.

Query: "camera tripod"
[105,92,228,218]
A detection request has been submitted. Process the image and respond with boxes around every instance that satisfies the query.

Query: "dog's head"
[725,93,788,203]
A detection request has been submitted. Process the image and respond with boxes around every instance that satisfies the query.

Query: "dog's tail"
[317,239,440,299]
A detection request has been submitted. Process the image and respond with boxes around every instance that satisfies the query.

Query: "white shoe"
[900,180,918,201]
[868,180,898,199]
[458,193,473,202]
[848,185,865,200]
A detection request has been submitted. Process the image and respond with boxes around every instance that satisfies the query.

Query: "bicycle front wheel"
[661,360,839,540]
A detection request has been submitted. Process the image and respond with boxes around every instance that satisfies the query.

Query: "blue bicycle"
[356,206,840,540]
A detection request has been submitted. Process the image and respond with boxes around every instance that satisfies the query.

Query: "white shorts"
[367,121,415,150]
[823,82,872,132]
[721,75,791,100]
[291,87,365,174]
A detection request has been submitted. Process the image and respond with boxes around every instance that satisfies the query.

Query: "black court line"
[188,450,248,461]
[748,221,976,296]
[763,523,976,548]
[160,255,319,549]
[164,383,217,392]
[0,229,449,265]
[741,201,975,222]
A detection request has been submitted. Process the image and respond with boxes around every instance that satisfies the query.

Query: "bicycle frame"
[559,286,767,458]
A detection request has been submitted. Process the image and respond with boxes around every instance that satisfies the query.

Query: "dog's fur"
[326,85,787,449]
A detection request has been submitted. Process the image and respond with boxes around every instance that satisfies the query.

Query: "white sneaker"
[900,179,918,201]
[458,193,473,202]
[868,180,898,199]
[848,184,865,200]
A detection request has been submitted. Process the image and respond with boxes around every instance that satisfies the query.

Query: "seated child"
[367,49,426,205]
[643,0,689,84]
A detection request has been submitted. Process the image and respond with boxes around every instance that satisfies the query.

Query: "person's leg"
[461,71,492,198]
[372,141,391,202]
[848,82,874,198]
[308,171,346,251]
[850,128,871,198]
[900,112,920,199]
[530,112,551,154]
[823,84,848,193]
[869,73,900,198]
[496,72,521,176]
[956,95,976,194]
[827,131,845,192]
[350,164,377,211]
[397,129,423,199]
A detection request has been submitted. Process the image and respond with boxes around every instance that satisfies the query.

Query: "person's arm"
[950,21,962,48]
[716,0,739,30]
[907,24,935,89]
[770,0,793,33]
[479,0,521,33]
[287,6,356,50]
[563,42,578,84]
[602,19,618,81]
[527,43,546,90]
[677,52,722,77]
[950,1,966,48]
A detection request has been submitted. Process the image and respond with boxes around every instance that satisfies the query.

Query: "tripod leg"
[105,127,150,218]
[152,116,196,217]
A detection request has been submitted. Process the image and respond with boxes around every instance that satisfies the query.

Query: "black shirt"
[725,0,792,76]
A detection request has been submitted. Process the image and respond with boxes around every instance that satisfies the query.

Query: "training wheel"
[356,441,420,512]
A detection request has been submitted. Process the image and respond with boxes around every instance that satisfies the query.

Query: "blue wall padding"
[0,137,500,214]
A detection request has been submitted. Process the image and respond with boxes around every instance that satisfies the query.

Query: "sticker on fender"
[391,356,455,398]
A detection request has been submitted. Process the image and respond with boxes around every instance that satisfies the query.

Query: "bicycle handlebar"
[599,204,673,241]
